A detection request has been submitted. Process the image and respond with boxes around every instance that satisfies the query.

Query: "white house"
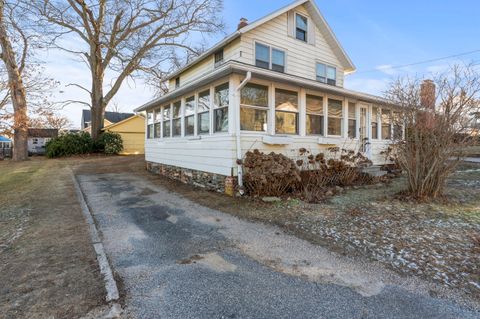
[27,128,58,155]
[135,0,402,192]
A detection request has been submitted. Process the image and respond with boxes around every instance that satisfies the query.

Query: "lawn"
[0,157,106,318]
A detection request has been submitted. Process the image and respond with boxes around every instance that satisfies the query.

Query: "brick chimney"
[237,18,248,30]
[420,79,436,110]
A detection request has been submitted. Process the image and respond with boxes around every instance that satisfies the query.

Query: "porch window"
[147,111,154,139]
[348,102,357,138]
[162,105,171,138]
[172,101,182,137]
[393,111,403,140]
[316,63,336,86]
[214,83,229,132]
[197,90,210,134]
[255,43,285,73]
[295,13,308,42]
[185,96,195,136]
[327,99,343,136]
[306,94,324,135]
[240,83,268,132]
[154,108,161,138]
[381,108,392,140]
[275,88,298,134]
[371,107,378,139]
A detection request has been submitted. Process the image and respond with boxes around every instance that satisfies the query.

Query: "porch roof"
[135,61,394,112]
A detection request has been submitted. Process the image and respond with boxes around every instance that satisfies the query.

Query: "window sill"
[262,135,293,145]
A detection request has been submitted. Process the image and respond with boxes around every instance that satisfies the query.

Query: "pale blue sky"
[46,0,480,128]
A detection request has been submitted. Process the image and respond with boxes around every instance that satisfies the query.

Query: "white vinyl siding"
[238,5,344,86]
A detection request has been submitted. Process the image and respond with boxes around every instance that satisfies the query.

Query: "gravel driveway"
[77,173,479,319]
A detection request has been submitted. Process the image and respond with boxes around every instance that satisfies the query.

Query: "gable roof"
[102,114,144,131]
[166,0,355,81]
[27,128,59,138]
[81,110,134,126]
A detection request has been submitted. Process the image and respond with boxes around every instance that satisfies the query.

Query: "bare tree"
[28,110,72,130]
[31,0,223,140]
[0,64,60,137]
[386,64,480,199]
[0,0,29,160]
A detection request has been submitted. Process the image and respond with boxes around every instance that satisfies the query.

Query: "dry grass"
[0,157,106,319]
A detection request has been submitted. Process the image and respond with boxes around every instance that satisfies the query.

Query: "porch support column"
[343,98,349,138]
[299,87,306,136]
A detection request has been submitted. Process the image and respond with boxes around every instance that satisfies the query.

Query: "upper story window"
[255,42,285,73]
[175,77,180,88]
[295,13,308,42]
[214,49,224,67]
[240,83,269,132]
[316,63,336,86]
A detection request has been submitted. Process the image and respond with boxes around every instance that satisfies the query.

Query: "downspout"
[235,71,252,195]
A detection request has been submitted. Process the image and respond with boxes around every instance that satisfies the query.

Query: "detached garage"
[102,114,145,155]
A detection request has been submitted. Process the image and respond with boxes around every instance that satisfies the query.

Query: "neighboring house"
[0,136,12,158]
[135,0,402,191]
[81,110,134,131]
[0,136,12,149]
[28,128,58,155]
[102,114,145,155]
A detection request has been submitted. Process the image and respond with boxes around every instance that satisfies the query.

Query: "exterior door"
[359,105,369,155]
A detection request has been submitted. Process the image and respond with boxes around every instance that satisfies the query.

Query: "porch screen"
[240,83,268,131]
[172,101,181,137]
[327,99,343,136]
[162,105,171,138]
[348,102,357,138]
[275,89,298,134]
[306,94,324,135]
[371,107,378,139]
[381,108,392,140]
[185,96,195,136]
[198,90,210,134]
[214,83,229,132]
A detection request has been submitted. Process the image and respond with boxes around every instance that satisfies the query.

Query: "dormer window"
[175,77,180,88]
[214,49,224,67]
[255,42,285,73]
[316,63,336,86]
[295,13,308,42]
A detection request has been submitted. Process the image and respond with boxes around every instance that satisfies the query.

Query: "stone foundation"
[146,161,236,193]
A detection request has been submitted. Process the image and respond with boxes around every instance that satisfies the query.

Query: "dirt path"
[78,168,479,318]
[0,158,106,319]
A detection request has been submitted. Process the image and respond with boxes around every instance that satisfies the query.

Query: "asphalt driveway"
[77,173,479,319]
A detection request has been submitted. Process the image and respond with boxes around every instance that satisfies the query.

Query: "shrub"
[242,149,301,196]
[242,148,376,201]
[45,131,123,158]
[46,132,94,158]
[95,131,123,155]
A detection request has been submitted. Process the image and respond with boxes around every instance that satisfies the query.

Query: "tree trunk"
[89,45,106,141]
[0,1,28,161]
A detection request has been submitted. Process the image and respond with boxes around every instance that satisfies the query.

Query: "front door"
[359,105,370,155]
